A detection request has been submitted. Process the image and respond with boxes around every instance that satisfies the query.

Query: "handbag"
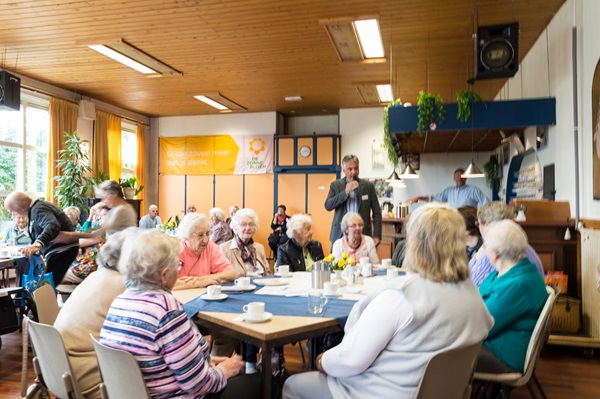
[21,256,55,298]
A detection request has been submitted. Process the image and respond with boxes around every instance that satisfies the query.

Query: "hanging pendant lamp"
[462,161,485,178]
[385,169,406,188]
[399,163,419,179]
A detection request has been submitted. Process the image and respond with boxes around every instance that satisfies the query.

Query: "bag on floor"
[0,294,19,335]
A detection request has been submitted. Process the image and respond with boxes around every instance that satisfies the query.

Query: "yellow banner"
[160,136,239,175]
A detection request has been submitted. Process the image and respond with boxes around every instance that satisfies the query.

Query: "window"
[121,120,137,179]
[0,93,49,221]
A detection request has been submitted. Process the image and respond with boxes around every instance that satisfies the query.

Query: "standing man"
[409,168,490,208]
[186,203,197,214]
[4,192,79,285]
[139,204,162,229]
[325,154,382,246]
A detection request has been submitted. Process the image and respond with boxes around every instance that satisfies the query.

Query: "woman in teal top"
[3,214,32,245]
[477,219,548,372]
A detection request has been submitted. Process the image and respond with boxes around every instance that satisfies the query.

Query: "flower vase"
[516,210,526,222]
[331,269,346,287]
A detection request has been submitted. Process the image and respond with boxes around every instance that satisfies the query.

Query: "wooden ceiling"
[0,0,564,152]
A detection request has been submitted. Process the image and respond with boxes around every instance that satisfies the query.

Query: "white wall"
[497,0,600,219]
[287,115,339,135]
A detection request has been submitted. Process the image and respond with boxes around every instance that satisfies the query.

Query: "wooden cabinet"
[377,218,405,261]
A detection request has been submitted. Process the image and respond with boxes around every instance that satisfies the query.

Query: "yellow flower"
[337,259,345,268]
[342,252,348,259]
[348,256,355,265]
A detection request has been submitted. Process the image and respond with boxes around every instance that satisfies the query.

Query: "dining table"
[173,269,403,399]
[0,246,28,288]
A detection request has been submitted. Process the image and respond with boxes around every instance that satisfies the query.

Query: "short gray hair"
[97,180,124,198]
[478,201,514,224]
[97,227,138,271]
[286,214,312,239]
[149,204,158,211]
[118,229,182,285]
[177,213,211,239]
[342,154,359,167]
[63,206,81,221]
[209,207,226,222]
[485,219,528,262]
[231,208,259,230]
[341,212,363,234]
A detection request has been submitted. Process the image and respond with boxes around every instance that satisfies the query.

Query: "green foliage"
[119,176,144,196]
[456,89,484,123]
[417,91,445,133]
[54,131,94,208]
[382,99,403,168]
[483,154,502,190]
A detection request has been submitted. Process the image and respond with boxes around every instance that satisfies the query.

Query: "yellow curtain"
[136,123,146,208]
[47,98,78,202]
[93,111,121,181]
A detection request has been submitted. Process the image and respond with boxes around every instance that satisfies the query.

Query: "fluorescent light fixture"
[376,84,393,102]
[193,92,246,112]
[285,96,303,102]
[87,39,181,76]
[354,19,385,58]
[320,16,385,62]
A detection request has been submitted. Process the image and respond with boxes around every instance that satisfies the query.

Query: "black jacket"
[28,199,75,254]
[276,238,325,272]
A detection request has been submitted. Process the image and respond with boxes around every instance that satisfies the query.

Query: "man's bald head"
[4,192,33,217]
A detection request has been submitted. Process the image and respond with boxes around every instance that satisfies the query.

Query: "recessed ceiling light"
[285,96,303,102]
[321,16,385,62]
[193,92,246,112]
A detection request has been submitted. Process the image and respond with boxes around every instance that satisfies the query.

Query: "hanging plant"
[382,98,403,168]
[483,154,502,190]
[417,91,445,133]
[456,89,484,123]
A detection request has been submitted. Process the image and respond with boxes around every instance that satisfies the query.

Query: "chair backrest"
[27,319,85,399]
[33,284,59,325]
[414,339,484,399]
[519,285,558,381]
[91,335,151,399]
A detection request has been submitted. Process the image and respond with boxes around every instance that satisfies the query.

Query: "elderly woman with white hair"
[64,206,82,231]
[210,207,233,245]
[220,208,269,277]
[283,203,493,399]
[100,229,260,399]
[331,212,379,265]
[276,213,324,272]
[476,219,547,376]
[174,212,236,290]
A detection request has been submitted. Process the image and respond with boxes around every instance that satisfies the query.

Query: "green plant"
[91,170,110,187]
[119,176,144,196]
[54,131,94,208]
[417,91,445,133]
[382,98,403,168]
[161,215,181,230]
[456,89,484,123]
[483,154,502,190]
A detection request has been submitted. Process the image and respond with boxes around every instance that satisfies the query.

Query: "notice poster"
[160,135,273,175]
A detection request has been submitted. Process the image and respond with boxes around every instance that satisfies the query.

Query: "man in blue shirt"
[409,168,490,208]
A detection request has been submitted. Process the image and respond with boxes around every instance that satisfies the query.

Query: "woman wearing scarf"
[220,208,270,277]
[332,212,379,265]
[268,204,290,255]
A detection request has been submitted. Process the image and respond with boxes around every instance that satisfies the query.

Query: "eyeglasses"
[191,231,210,239]
[348,223,364,229]
[239,222,256,228]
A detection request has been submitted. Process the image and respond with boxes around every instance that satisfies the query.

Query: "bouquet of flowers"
[324,252,355,271]
[161,215,181,231]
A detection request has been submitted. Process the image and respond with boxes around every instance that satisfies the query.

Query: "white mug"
[386,268,399,279]
[243,302,265,319]
[308,290,329,314]
[361,263,372,277]
[323,281,339,296]
[360,257,370,266]
[206,285,221,298]
[381,258,392,269]
[0,249,9,258]
[235,277,251,289]
[275,265,290,276]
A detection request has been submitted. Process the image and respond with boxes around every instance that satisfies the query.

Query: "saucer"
[253,278,288,286]
[324,291,342,298]
[0,256,12,260]
[222,284,257,292]
[274,272,292,277]
[241,311,273,323]
[200,293,228,301]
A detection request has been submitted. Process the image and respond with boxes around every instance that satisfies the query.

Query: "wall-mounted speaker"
[0,71,21,111]
[475,22,519,81]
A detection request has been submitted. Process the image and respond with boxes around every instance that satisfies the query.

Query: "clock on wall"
[299,145,312,158]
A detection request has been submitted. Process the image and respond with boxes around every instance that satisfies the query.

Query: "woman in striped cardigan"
[100,229,260,399]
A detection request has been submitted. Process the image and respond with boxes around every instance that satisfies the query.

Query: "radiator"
[580,227,600,338]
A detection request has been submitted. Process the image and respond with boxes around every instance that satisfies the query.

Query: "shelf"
[548,334,600,348]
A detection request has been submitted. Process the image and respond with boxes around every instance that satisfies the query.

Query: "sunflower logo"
[249,138,265,155]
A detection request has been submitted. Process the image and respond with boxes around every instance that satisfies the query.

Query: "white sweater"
[322,273,494,399]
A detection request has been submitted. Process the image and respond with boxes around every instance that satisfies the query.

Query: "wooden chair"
[27,318,85,398]
[32,284,59,325]
[91,335,151,399]
[473,286,558,399]
[414,339,484,399]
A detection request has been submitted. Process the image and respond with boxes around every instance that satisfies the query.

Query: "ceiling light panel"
[193,92,246,112]
[354,19,385,58]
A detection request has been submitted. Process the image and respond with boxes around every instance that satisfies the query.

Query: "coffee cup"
[243,301,265,320]
[206,285,222,299]
[361,263,372,277]
[307,290,329,314]
[360,257,370,266]
[275,264,290,276]
[323,281,339,296]
[0,249,9,258]
[234,277,251,289]
[381,258,392,269]
[386,268,399,279]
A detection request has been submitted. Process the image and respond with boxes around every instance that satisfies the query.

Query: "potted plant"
[417,91,445,133]
[54,131,94,209]
[119,176,144,199]
[91,170,110,198]
[483,154,502,190]
[456,89,484,123]
[382,99,403,168]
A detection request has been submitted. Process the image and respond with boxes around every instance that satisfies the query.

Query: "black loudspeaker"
[0,71,21,111]
[475,22,519,80]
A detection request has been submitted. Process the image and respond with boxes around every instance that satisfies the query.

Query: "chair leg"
[531,374,548,399]
[298,341,305,364]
